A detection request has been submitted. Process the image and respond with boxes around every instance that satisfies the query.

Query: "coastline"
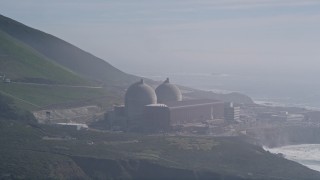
[265,144,320,172]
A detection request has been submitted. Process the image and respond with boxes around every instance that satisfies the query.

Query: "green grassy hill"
[0,29,120,110]
[0,14,137,110]
[0,14,138,87]
[0,29,89,85]
[0,83,120,110]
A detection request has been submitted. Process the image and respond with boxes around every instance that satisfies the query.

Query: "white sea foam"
[265,144,320,172]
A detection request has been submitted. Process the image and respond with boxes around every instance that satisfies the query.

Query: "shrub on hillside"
[0,93,36,122]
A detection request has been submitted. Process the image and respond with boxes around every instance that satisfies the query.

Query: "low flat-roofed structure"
[166,99,225,125]
[142,99,225,131]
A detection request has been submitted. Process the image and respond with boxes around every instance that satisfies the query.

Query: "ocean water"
[265,144,320,172]
[143,72,320,109]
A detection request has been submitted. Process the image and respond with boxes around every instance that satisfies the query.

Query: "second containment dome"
[155,78,182,103]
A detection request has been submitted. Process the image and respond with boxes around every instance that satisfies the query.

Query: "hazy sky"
[1,0,320,76]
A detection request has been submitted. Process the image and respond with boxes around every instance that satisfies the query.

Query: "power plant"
[108,78,239,132]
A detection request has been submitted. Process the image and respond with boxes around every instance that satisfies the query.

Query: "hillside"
[1,113,320,179]
[0,14,139,111]
[0,29,89,85]
[0,32,118,110]
[0,80,318,179]
[0,14,138,87]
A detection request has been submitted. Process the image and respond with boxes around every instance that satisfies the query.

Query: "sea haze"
[142,72,320,109]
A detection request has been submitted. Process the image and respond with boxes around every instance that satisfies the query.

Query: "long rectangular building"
[143,99,225,131]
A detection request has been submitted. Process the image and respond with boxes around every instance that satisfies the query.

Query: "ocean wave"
[265,144,320,172]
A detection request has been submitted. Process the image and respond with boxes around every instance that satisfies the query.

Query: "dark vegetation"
[0,93,35,122]
[0,94,319,179]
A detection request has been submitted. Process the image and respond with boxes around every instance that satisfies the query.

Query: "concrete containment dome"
[125,79,157,118]
[155,78,182,103]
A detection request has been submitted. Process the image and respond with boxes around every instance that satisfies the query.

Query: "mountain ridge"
[0,29,89,85]
[0,14,139,87]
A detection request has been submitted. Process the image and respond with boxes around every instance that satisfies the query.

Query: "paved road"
[12,82,103,89]
[0,82,104,108]
[0,90,40,108]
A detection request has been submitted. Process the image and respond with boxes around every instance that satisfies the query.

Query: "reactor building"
[108,78,238,132]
